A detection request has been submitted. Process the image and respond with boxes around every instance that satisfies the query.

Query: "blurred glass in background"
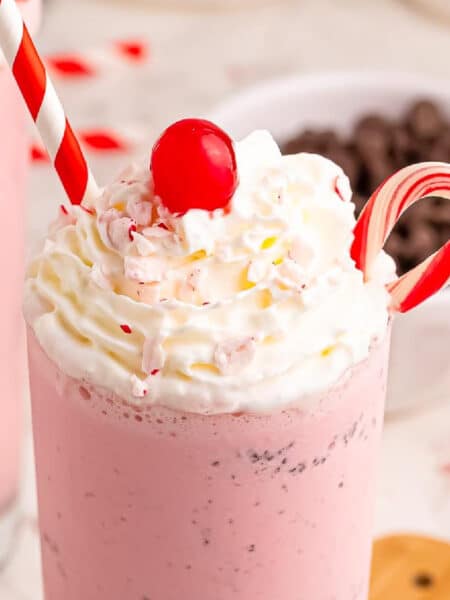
[403,0,450,23]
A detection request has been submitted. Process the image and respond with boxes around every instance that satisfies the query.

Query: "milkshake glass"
[0,0,41,565]
[26,130,395,599]
[28,330,390,600]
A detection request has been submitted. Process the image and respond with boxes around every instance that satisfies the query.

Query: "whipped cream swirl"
[24,131,395,414]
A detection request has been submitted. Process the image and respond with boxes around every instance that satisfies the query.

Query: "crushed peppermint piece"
[334,176,345,202]
[60,204,68,215]
[81,205,95,216]
[127,198,152,226]
[120,324,132,334]
[142,336,166,374]
[129,223,137,241]
[142,226,169,237]
[333,174,351,203]
[178,268,204,302]
[131,375,149,398]
[124,256,165,282]
[137,283,160,305]
[132,232,156,256]
[98,208,121,248]
[109,217,136,250]
[276,258,305,288]
[214,337,256,375]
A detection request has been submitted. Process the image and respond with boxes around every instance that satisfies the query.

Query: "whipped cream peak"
[25,131,395,414]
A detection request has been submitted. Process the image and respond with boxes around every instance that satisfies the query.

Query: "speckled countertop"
[1,0,450,597]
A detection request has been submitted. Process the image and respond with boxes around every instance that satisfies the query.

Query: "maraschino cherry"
[150,119,238,214]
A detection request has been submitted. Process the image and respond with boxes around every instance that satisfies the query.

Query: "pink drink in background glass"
[0,0,41,565]
[28,330,390,600]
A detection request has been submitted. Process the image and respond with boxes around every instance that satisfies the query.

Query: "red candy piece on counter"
[151,119,238,214]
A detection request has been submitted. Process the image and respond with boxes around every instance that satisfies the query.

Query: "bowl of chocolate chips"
[211,71,450,413]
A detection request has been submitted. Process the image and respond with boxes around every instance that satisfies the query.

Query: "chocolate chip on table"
[392,126,421,165]
[428,127,450,162]
[428,142,450,163]
[384,231,407,261]
[351,193,367,215]
[429,196,450,222]
[406,100,444,142]
[355,115,391,157]
[282,130,323,155]
[403,201,434,224]
[408,224,439,262]
[365,155,393,191]
[316,130,341,152]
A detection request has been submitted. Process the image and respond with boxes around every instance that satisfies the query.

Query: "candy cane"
[351,162,450,313]
[0,0,98,206]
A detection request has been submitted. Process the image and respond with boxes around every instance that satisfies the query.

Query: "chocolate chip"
[366,156,393,191]
[316,130,341,152]
[403,201,434,224]
[428,129,450,162]
[413,572,434,588]
[385,231,408,262]
[355,115,391,157]
[408,223,439,262]
[407,100,444,141]
[392,126,420,165]
[352,193,367,215]
[282,130,323,155]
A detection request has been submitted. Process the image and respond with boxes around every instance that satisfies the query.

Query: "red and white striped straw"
[351,162,450,313]
[0,0,98,206]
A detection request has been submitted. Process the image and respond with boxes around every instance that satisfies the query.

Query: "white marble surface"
[2,0,450,597]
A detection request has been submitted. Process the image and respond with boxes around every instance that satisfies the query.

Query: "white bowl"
[210,71,450,413]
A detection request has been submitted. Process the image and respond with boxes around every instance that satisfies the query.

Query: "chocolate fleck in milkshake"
[25,123,394,599]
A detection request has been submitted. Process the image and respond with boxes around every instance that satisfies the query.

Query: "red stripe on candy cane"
[387,244,450,313]
[395,171,436,214]
[351,162,450,313]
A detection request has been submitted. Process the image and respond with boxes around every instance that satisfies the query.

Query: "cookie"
[370,534,450,598]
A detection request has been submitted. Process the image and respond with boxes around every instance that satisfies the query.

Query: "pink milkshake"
[0,0,40,564]
[25,127,396,598]
[28,331,390,600]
